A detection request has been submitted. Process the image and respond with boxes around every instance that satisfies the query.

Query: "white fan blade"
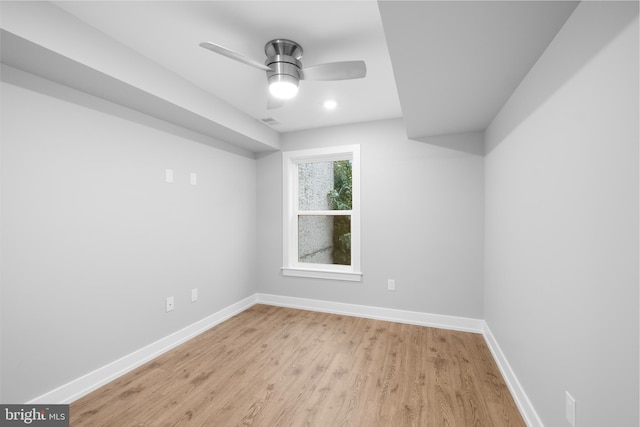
[301,60,366,81]
[199,42,271,71]
[267,96,285,110]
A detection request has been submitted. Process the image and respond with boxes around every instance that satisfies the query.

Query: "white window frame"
[282,145,362,282]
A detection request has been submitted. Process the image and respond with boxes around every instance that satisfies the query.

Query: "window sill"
[281,267,363,282]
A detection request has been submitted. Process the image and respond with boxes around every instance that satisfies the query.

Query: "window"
[282,145,361,281]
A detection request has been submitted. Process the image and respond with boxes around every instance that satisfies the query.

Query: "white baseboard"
[27,292,540,427]
[483,322,543,427]
[255,293,485,333]
[28,294,257,404]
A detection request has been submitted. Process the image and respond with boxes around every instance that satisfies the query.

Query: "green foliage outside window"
[328,160,352,265]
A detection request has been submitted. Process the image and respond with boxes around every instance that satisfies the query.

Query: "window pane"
[298,160,352,211]
[298,215,351,265]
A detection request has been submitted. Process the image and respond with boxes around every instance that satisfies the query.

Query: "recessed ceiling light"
[323,100,337,110]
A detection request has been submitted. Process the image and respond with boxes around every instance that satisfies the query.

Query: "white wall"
[0,67,258,403]
[4,5,636,422]
[485,2,639,426]
[0,1,280,153]
[257,119,485,319]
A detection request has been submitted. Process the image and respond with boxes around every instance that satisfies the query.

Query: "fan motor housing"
[264,39,303,84]
[264,39,303,59]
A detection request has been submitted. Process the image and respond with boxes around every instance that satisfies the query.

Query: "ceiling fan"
[199,38,367,109]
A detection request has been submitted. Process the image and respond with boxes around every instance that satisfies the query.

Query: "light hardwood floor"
[71,304,525,426]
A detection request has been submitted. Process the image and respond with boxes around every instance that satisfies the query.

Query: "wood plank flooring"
[70,305,525,426]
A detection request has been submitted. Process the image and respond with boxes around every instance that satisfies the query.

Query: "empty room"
[1,1,638,426]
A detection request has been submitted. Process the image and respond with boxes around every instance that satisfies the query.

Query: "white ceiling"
[53,0,402,133]
[5,1,579,144]
[380,1,579,138]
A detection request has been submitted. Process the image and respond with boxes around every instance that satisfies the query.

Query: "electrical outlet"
[565,391,576,427]
[191,288,198,302]
[166,296,174,312]
[387,279,396,291]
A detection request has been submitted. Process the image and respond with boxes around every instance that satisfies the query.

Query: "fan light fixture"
[199,38,367,108]
[265,40,303,100]
[268,75,299,99]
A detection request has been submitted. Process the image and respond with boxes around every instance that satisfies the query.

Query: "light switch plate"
[165,169,174,183]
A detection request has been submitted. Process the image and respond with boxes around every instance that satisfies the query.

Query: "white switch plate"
[166,296,174,312]
[190,173,197,185]
[387,279,396,291]
[165,169,174,183]
[191,288,198,302]
[565,391,576,427]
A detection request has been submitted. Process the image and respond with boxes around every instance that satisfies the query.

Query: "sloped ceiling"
[379,0,579,139]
